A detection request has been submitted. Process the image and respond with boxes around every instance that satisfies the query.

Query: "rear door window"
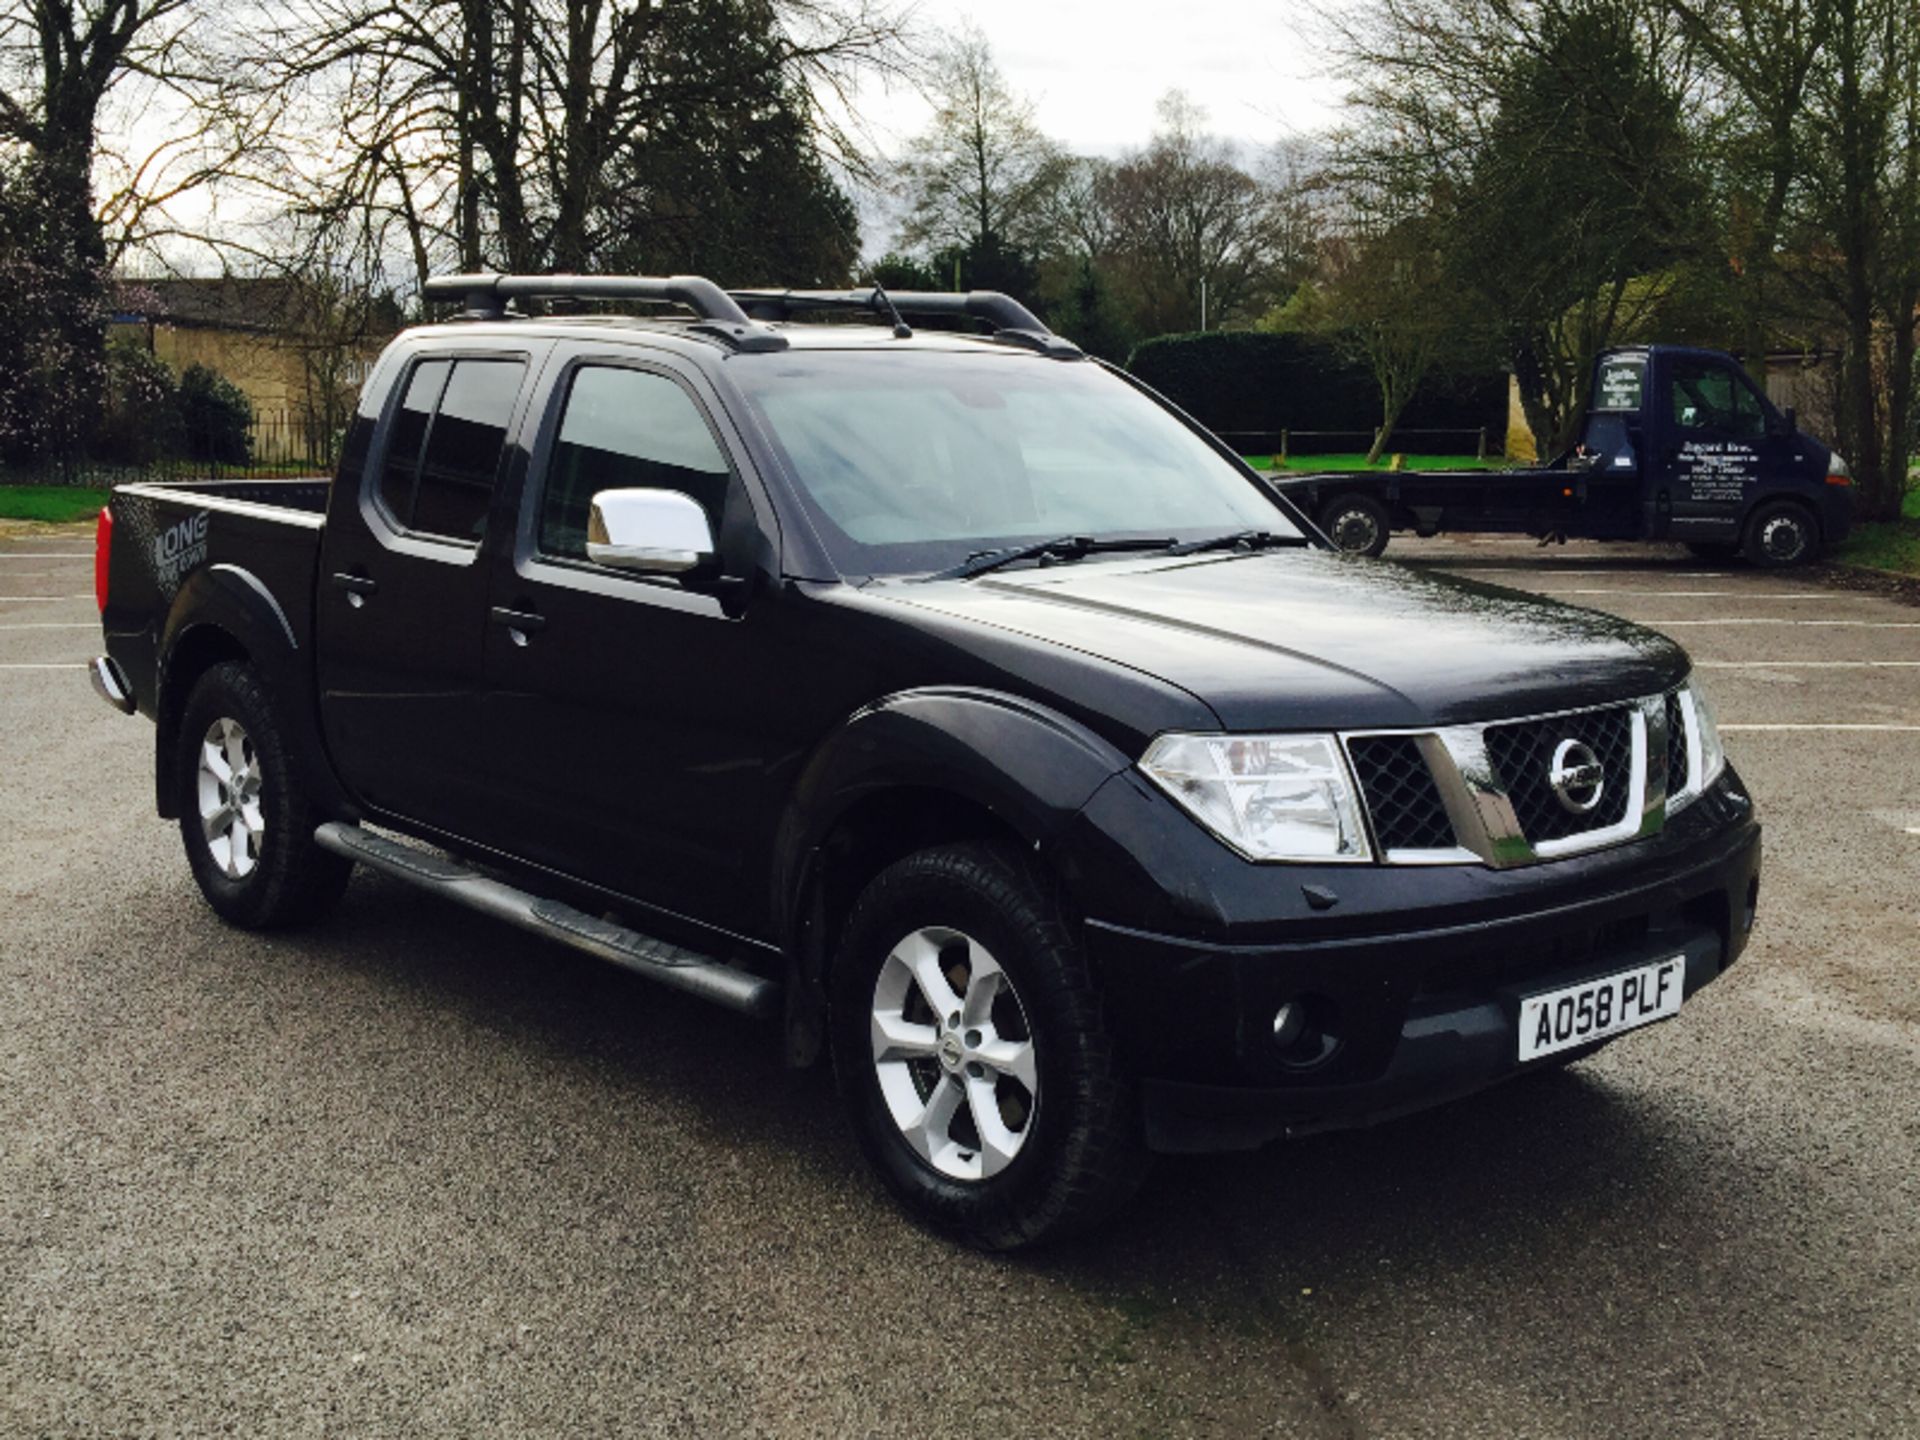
[378,360,448,523]
[377,357,526,542]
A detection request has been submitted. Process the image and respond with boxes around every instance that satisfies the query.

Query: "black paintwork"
[97,315,1762,1152]
[1272,345,1852,552]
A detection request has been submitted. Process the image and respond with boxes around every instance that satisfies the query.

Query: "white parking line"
[1721,724,1920,733]
[0,662,83,670]
[0,554,89,560]
[1452,569,1683,577]
[1697,660,1920,669]
[1533,590,1836,600]
[0,622,97,629]
[1645,619,1920,628]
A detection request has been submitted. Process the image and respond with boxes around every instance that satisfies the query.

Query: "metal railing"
[3,412,341,489]
[1219,426,1495,461]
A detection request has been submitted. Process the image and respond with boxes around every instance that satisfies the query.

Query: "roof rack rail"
[420,273,787,352]
[729,288,1082,358]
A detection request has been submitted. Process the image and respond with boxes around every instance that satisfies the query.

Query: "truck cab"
[1275,344,1851,566]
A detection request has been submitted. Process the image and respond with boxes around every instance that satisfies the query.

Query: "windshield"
[730,350,1300,576]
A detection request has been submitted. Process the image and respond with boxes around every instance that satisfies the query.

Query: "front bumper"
[1078,782,1761,1154]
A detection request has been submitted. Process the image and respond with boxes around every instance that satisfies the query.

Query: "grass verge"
[0,485,112,524]
[1244,452,1504,473]
[1833,487,1920,577]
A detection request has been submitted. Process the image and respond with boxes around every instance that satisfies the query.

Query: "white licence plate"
[1517,955,1686,1062]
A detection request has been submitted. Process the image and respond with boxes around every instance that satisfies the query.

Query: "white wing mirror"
[586,489,716,575]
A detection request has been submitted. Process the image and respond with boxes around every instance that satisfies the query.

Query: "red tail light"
[95,506,113,612]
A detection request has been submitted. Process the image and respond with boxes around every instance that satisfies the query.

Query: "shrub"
[1127,330,1506,454]
[94,342,181,464]
[177,363,253,465]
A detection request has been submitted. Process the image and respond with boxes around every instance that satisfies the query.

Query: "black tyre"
[1684,541,1739,564]
[1320,494,1391,557]
[830,843,1148,1250]
[1742,500,1818,568]
[176,661,352,929]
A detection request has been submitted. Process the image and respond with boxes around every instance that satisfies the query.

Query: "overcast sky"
[842,0,1346,250]
[855,0,1344,158]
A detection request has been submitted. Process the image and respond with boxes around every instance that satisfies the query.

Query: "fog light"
[1271,996,1341,1069]
[1272,1002,1306,1047]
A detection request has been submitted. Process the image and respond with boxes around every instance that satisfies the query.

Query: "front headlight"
[1688,678,1727,791]
[1138,733,1372,862]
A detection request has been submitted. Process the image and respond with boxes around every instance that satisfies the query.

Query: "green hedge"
[1127,331,1507,454]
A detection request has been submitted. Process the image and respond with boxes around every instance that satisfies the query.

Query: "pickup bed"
[93,274,1763,1249]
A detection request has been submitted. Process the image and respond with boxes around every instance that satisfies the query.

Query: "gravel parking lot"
[4,525,1916,1439]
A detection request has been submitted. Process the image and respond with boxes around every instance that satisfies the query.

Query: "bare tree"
[1786,0,1920,517]
[1325,0,1707,454]
[1282,217,1472,463]
[894,27,1067,259]
[0,0,222,456]
[253,0,909,292]
[1104,92,1290,335]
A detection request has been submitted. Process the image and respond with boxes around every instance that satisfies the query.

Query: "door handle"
[489,606,547,633]
[330,572,377,608]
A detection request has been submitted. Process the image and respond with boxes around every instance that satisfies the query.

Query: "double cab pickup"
[92,275,1762,1248]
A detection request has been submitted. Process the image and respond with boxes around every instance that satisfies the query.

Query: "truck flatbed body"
[1271,345,1851,566]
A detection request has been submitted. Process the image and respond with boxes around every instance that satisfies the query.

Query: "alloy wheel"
[196,717,264,879]
[869,926,1039,1182]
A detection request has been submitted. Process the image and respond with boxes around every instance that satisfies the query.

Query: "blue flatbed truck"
[1272,345,1853,567]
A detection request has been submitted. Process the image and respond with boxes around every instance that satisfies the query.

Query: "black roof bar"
[420,273,787,352]
[729,288,1082,357]
[418,274,1080,356]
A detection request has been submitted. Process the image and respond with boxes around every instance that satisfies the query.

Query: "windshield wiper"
[929,534,1176,582]
[1160,529,1307,557]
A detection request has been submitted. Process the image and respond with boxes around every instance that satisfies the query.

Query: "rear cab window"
[377,356,527,543]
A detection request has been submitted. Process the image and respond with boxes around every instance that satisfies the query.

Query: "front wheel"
[1742,501,1819,568]
[1320,495,1391,557]
[176,661,352,929]
[830,843,1147,1250]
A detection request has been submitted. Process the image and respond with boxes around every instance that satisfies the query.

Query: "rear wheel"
[830,843,1147,1250]
[1742,500,1818,568]
[176,662,352,929]
[1320,495,1391,557]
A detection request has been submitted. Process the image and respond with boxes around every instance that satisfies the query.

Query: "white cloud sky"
[850,0,1345,159]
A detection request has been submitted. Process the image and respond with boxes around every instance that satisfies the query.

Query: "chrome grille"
[1348,736,1455,851]
[1341,692,1666,869]
[1484,705,1635,844]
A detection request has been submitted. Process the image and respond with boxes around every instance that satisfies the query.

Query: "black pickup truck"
[1275,344,1852,566]
[92,275,1761,1249]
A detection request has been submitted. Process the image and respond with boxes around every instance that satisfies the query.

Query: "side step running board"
[314,822,780,1020]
